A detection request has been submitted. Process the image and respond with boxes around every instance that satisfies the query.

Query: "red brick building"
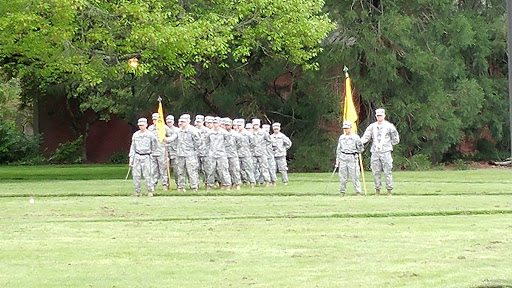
[36,94,133,163]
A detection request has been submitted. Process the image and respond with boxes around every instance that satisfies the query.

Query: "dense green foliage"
[0,0,510,168]
[322,0,509,163]
[0,118,41,164]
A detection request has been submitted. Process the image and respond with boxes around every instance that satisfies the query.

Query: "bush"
[0,118,43,164]
[393,153,432,171]
[474,138,500,161]
[109,151,128,164]
[453,159,470,170]
[48,136,84,164]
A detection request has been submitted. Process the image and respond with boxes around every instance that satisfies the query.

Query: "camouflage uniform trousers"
[151,153,169,188]
[239,156,256,184]
[274,156,289,184]
[253,155,270,183]
[338,154,361,193]
[132,155,154,193]
[370,151,393,190]
[267,155,277,183]
[177,155,199,190]
[208,156,232,187]
[168,153,179,188]
[227,156,241,186]
[198,155,213,186]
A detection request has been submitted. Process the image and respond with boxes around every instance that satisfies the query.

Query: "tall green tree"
[321,0,508,163]
[0,0,333,161]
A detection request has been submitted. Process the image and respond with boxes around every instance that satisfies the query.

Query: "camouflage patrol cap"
[375,108,385,116]
[342,120,352,129]
[222,117,232,125]
[233,119,244,126]
[137,118,148,125]
[152,113,159,120]
[178,114,190,122]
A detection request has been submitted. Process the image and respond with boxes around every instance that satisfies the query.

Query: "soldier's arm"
[165,132,178,143]
[192,130,201,151]
[360,125,373,145]
[128,135,136,165]
[355,135,364,153]
[284,135,292,149]
[335,136,342,167]
[390,124,400,145]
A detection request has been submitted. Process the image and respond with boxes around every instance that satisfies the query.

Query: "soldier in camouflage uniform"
[360,108,400,196]
[205,117,232,190]
[165,115,180,188]
[270,122,292,185]
[262,124,277,185]
[251,119,272,186]
[195,115,213,188]
[336,120,364,196]
[129,118,159,197]
[235,119,256,187]
[175,114,201,192]
[245,123,258,184]
[222,117,242,190]
[148,113,172,191]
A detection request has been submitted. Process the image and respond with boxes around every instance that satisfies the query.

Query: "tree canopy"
[0,0,509,168]
[321,0,508,163]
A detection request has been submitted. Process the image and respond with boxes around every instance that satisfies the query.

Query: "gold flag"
[156,101,166,141]
[343,70,358,134]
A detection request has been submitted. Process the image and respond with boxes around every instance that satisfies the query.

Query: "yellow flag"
[156,101,166,141]
[342,71,358,134]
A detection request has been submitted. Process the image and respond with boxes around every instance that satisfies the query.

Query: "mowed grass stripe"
[6,209,512,224]
[2,194,511,223]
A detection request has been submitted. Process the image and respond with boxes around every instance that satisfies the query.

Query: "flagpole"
[157,96,171,190]
[343,66,367,196]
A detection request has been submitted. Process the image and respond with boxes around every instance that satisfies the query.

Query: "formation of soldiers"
[129,113,292,196]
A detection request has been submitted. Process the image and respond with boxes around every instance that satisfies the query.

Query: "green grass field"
[0,165,511,288]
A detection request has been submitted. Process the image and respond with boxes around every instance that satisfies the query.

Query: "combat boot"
[133,191,141,197]
[375,189,380,195]
[387,189,392,196]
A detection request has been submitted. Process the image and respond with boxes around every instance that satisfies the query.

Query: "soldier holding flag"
[148,112,171,191]
[336,120,364,196]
